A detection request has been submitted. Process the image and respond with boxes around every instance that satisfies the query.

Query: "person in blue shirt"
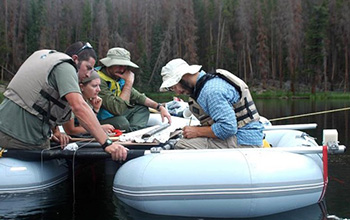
[159,58,263,149]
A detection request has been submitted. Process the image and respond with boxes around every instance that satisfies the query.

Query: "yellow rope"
[269,106,350,122]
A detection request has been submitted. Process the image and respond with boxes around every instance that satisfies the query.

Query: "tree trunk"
[345,45,349,92]
[215,2,222,69]
[278,42,283,89]
[243,49,247,82]
[331,48,336,91]
[323,45,327,92]
[270,21,276,80]
[247,42,253,80]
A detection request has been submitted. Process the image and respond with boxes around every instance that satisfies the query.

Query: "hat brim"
[100,57,139,68]
[159,64,201,92]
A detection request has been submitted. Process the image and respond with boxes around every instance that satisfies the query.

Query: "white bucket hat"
[100,47,139,68]
[159,58,201,92]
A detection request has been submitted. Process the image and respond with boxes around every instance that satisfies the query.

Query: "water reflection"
[326,159,350,218]
[113,195,328,220]
[0,181,70,219]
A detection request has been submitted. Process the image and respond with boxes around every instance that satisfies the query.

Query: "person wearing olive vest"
[96,47,171,132]
[0,42,128,162]
[159,58,264,149]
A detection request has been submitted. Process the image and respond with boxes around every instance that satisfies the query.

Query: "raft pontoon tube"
[113,129,345,218]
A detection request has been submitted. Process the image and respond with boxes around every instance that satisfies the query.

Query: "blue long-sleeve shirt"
[196,71,263,146]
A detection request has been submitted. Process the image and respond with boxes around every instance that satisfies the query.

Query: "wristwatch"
[101,138,113,150]
[156,103,162,111]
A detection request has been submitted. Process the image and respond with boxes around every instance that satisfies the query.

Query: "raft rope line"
[71,139,94,205]
[269,106,350,122]
[38,139,94,215]
[40,145,61,184]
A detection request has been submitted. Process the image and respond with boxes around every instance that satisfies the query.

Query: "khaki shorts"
[175,136,261,149]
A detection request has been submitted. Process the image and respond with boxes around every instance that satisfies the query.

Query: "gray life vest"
[189,69,260,128]
[4,49,77,126]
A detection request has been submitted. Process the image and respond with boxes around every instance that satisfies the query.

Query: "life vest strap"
[39,90,65,109]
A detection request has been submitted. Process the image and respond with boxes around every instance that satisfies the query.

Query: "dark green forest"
[1,0,349,93]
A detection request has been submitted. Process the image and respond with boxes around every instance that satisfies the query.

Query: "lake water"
[0,99,349,220]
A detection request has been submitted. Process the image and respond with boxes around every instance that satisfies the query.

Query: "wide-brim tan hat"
[100,47,139,68]
[159,58,201,92]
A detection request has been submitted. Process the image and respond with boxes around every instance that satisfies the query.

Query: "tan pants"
[0,130,50,150]
[175,136,261,149]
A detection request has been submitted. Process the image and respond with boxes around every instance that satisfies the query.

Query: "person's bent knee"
[175,138,209,149]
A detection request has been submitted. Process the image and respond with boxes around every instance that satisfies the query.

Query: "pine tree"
[304,3,329,94]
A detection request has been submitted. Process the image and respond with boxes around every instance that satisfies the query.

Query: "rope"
[40,145,61,188]
[71,139,94,216]
[269,107,350,122]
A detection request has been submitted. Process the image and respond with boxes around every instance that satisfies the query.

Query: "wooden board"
[70,138,160,146]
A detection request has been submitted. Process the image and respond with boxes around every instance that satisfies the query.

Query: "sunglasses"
[75,42,93,55]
